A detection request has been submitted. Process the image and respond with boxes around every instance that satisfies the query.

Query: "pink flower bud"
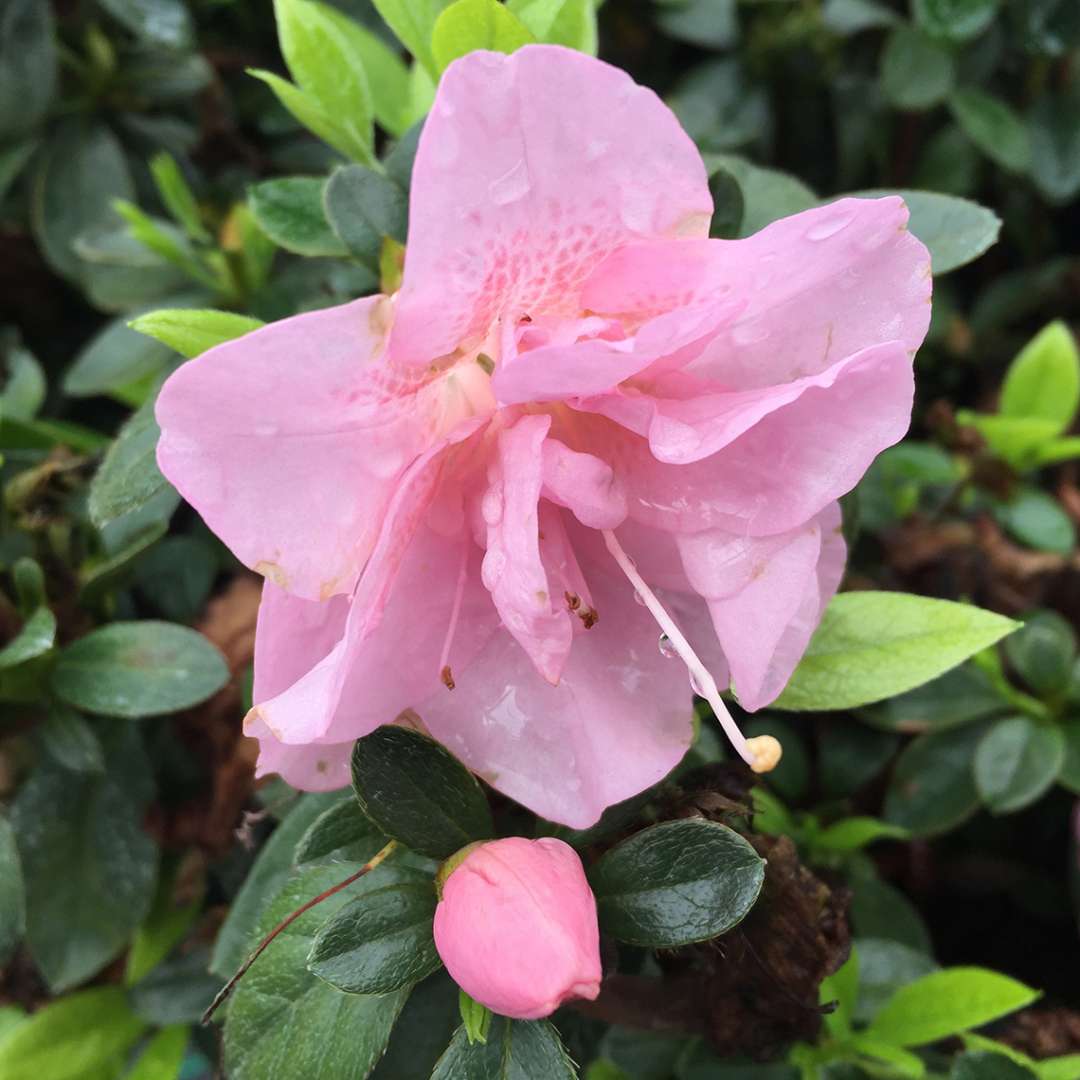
[433,836,602,1019]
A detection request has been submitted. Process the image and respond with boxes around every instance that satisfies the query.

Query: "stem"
[201,839,398,1024]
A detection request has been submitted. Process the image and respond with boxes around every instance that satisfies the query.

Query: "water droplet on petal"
[689,670,706,696]
[658,633,677,659]
[633,591,646,606]
[805,210,855,242]
[489,159,531,206]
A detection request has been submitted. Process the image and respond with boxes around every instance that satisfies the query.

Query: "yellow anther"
[746,734,783,774]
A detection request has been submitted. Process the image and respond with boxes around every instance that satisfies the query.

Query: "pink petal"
[480,415,573,684]
[156,296,436,602]
[541,439,627,530]
[582,196,931,389]
[676,504,846,711]
[390,45,711,365]
[418,526,694,828]
[577,340,913,536]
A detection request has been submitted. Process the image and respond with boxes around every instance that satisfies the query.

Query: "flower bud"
[433,836,602,1020]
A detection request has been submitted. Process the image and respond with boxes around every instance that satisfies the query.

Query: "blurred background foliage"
[0,1,1079,1078]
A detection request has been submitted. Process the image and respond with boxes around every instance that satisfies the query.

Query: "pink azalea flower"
[433,836,602,1020]
[156,45,931,828]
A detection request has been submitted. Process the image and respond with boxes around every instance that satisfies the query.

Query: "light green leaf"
[129,308,264,359]
[854,938,938,1023]
[815,817,909,854]
[0,987,145,1080]
[150,153,209,241]
[1001,321,1080,432]
[1,342,46,420]
[820,948,859,1038]
[509,0,597,51]
[774,592,1018,712]
[64,315,175,399]
[337,23,413,137]
[868,968,1039,1047]
[272,0,376,164]
[372,0,449,79]
[958,412,1062,468]
[849,1036,927,1078]
[0,606,55,670]
[124,1025,189,1080]
[248,69,352,162]
[432,0,535,72]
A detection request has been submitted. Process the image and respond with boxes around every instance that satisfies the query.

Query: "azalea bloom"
[433,837,602,1019]
[156,45,930,828]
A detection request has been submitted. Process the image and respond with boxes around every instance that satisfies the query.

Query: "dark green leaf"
[884,722,986,836]
[881,26,955,111]
[371,972,461,1079]
[32,121,134,282]
[324,165,408,264]
[707,154,817,235]
[98,0,193,48]
[133,535,218,622]
[129,949,220,1024]
[431,1018,577,1080]
[973,716,1065,813]
[589,819,764,948]
[210,790,343,978]
[914,0,1001,41]
[351,727,494,860]
[1004,609,1077,695]
[1060,719,1080,794]
[308,881,440,994]
[993,488,1076,554]
[51,621,229,718]
[854,938,938,1023]
[63,315,175,398]
[849,876,933,953]
[951,1052,1037,1080]
[1030,84,1080,204]
[0,606,55,670]
[775,593,1018,711]
[88,394,176,529]
[0,0,57,140]
[0,341,45,420]
[0,815,24,967]
[819,724,899,796]
[0,987,145,1080]
[249,177,348,257]
[11,726,158,991]
[656,0,737,48]
[223,866,410,1080]
[950,88,1030,173]
[822,0,901,33]
[37,707,104,774]
[295,796,388,867]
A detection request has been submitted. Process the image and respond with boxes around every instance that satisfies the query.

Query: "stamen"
[437,540,470,690]
[601,529,781,774]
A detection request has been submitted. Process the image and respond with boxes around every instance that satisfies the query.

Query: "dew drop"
[689,670,706,696]
[633,591,646,606]
[489,159,531,206]
[658,633,677,659]
[805,211,855,242]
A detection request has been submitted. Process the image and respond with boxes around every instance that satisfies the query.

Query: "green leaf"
[867,968,1039,1047]
[223,866,410,1080]
[958,413,1062,468]
[848,1036,927,1078]
[1031,436,1080,467]
[129,308,264,359]
[1004,610,1077,695]
[951,1052,1037,1080]
[0,0,57,141]
[589,818,765,948]
[0,987,145,1080]
[950,88,1031,173]
[854,938,938,1023]
[706,154,818,236]
[815,817,909,854]
[774,593,1018,712]
[351,726,494,860]
[272,0,376,164]
[1001,321,1080,432]
[993,488,1076,554]
[819,725,900,796]
[459,989,493,1045]
[884,722,987,836]
[822,0,901,33]
[432,0,535,72]
[149,153,208,241]
[371,973,461,1079]
[1,341,45,420]
[324,165,408,264]
[373,0,452,79]
[308,881,440,994]
[508,0,596,50]
[851,190,1000,275]
[64,315,175,399]
[51,621,229,718]
[821,949,859,1038]
[133,535,218,622]
[1030,84,1080,205]
[859,662,1005,734]
[249,177,348,257]
[11,726,158,991]
[32,120,135,282]
[973,716,1065,814]
[129,949,220,1025]
[1060,719,1080,795]
[880,26,955,111]
[98,0,193,48]
[125,865,203,986]
[210,791,343,978]
[0,815,25,967]
[295,796,389,867]
[88,394,175,529]
[336,23,412,137]
[0,606,55,670]
[914,0,1000,41]
[125,1025,189,1080]
[248,69,353,163]
[431,1018,577,1080]
[37,706,104,774]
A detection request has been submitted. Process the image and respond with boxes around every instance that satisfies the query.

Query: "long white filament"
[437,539,470,687]
[601,528,781,774]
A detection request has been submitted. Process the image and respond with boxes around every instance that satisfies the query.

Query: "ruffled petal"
[582,196,931,389]
[156,296,436,601]
[390,45,711,366]
[541,438,627,530]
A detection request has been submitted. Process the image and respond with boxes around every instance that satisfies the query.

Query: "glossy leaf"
[589,818,765,947]
[295,796,389,867]
[249,177,348,258]
[431,1018,577,1080]
[973,716,1065,814]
